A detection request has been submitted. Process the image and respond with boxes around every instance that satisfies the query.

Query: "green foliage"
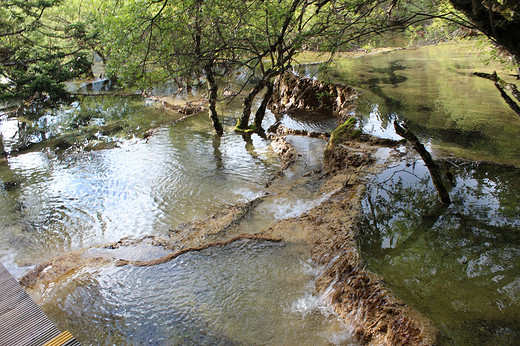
[0,0,94,101]
[406,18,462,45]
[449,0,520,63]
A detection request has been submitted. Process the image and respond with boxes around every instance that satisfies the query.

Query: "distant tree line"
[1,0,519,132]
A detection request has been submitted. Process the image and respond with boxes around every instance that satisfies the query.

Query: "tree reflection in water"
[358,159,520,344]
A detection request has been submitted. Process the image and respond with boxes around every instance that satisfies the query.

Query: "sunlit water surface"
[0,95,348,344]
[41,241,353,345]
[0,109,281,269]
[1,41,519,344]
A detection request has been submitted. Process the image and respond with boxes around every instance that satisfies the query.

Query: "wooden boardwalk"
[0,263,80,346]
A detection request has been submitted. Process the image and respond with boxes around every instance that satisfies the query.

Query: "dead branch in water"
[115,233,284,267]
[474,71,520,117]
[394,121,451,205]
[494,82,520,117]
[474,71,520,102]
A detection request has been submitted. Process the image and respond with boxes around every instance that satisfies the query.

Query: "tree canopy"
[1,0,518,126]
[448,0,520,63]
[0,0,93,101]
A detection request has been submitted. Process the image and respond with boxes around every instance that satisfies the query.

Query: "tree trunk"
[236,78,267,131]
[474,71,520,102]
[474,71,520,117]
[394,121,451,205]
[205,62,223,136]
[254,81,274,130]
[494,82,520,117]
[449,0,520,61]
[193,0,221,135]
[0,134,7,159]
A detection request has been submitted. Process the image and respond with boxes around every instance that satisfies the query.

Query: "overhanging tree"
[0,0,92,101]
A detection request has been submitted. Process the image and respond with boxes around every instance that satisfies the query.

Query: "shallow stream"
[0,41,519,344]
[1,94,351,344]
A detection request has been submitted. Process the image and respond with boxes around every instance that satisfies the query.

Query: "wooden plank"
[0,263,80,345]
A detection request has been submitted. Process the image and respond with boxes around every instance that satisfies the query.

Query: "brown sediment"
[115,234,283,267]
[103,195,267,251]
[158,195,268,249]
[269,71,358,121]
[263,122,438,345]
[269,124,330,139]
[20,196,270,292]
[267,136,297,178]
[20,249,111,290]
[146,95,208,115]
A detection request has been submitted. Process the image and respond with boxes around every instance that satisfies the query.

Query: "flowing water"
[0,101,280,268]
[41,241,351,345]
[0,93,353,344]
[1,41,519,344]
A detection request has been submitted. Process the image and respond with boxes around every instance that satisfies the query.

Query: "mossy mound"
[328,117,361,147]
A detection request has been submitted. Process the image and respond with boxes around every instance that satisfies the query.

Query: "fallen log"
[474,71,520,117]
[394,121,451,205]
[115,233,284,267]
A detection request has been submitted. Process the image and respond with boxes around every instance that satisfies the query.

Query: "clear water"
[1,41,519,344]
[323,42,520,166]
[0,107,281,267]
[359,160,520,344]
[41,241,353,345]
[329,42,520,344]
[0,94,348,344]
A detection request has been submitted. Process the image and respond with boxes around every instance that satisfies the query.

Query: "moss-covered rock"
[234,120,258,134]
[328,117,359,147]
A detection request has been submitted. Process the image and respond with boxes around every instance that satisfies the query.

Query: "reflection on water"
[324,43,520,343]
[0,102,280,268]
[359,160,520,344]
[0,95,348,344]
[41,241,354,345]
[2,41,520,344]
[323,42,520,166]
[280,110,339,134]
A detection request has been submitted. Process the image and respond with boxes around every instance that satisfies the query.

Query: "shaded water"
[322,42,520,344]
[359,159,520,344]
[323,42,520,166]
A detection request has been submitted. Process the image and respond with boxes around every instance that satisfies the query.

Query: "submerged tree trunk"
[254,81,274,130]
[394,121,451,205]
[205,62,224,136]
[494,82,520,117]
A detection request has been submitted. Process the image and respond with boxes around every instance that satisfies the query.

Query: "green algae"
[328,117,359,147]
